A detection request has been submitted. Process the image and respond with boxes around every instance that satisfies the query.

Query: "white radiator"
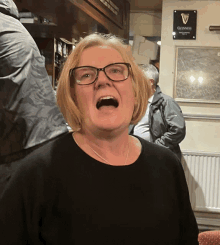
[182,151,220,213]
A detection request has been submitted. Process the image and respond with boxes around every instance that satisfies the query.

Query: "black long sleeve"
[0,133,198,244]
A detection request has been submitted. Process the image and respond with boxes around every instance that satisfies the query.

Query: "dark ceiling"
[129,0,163,12]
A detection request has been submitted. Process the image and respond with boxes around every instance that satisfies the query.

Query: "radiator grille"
[182,152,220,213]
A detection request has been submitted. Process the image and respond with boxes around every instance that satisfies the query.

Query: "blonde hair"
[57,33,150,131]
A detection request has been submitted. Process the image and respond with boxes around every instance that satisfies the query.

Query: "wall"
[160,0,220,154]
[159,0,220,230]
[129,12,161,36]
[130,12,161,64]
[130,1,220,229]
[132,35,158,64]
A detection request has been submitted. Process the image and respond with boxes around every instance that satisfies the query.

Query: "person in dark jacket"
[130,64,185,160]
[0,0,68,194]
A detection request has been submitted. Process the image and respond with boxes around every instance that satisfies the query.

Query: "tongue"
[98,105,116,111]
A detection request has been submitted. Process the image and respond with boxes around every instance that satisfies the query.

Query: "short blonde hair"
[57,33,150,131]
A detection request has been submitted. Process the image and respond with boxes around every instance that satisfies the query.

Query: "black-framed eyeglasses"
[69,62,131,86]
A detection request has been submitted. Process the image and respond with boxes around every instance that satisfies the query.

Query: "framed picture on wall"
[174,46,220,104]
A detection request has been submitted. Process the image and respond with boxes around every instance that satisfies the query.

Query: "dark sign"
[173,10,197,40]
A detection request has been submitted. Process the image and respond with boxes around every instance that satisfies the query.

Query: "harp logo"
[181,13,189,24]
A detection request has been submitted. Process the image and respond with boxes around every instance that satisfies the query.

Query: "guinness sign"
[173,10,197,40]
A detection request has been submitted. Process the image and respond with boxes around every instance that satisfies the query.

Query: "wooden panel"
[69,0,125,38]
[23,23,57,38]
[86,0,124,28]
[14,0,129,41]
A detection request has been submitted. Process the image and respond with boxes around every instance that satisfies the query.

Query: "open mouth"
[96,96,119,110]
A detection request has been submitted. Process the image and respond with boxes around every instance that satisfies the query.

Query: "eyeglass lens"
[72,63,129,85]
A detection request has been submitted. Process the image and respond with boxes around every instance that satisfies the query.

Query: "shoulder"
[1,133,73,197]
[159,93,183,112]
[158,90,179,106]
[160,92,176,104]
[152,87,178,109]
[1,132,74,200]
[142,136,178,158]
[136,136,186,188]
[136,135,181,168]
[0,0,19,19]
[11,133,73,176]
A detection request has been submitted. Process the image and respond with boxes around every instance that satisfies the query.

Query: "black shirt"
[0,133,198,244]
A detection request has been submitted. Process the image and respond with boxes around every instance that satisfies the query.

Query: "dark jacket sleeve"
[154,97,186,149]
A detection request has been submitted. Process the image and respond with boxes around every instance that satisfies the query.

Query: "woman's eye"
[110,68,123,74]
[79,71,94,80]
[81,73,90,79]
[73,67,97,84]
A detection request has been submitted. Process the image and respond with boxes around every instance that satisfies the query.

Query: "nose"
[94,69,112,88]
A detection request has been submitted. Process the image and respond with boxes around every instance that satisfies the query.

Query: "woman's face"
[71,46,135,134]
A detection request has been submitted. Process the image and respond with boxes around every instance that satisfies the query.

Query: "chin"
[95,119,129,133]
[84,112,131,133]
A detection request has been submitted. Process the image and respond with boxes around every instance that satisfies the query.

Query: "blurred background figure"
[130,64,185,160]
[0,0,68,194]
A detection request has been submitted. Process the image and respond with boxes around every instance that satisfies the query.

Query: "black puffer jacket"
[149,86,185,159]
[130,86,185,160]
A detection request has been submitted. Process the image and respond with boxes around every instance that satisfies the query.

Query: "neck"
[77,128,129,153]
[73,129,132,166]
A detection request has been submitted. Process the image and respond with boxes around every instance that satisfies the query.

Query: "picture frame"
[174,46,220,104]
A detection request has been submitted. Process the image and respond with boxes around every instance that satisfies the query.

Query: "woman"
[0,33,198,244]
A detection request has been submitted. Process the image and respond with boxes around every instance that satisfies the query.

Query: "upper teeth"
[100,96,114,101]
